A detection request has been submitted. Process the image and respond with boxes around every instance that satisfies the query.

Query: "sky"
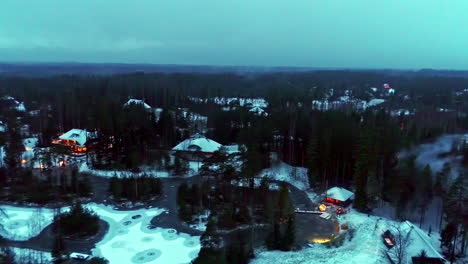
[1,0,468,69]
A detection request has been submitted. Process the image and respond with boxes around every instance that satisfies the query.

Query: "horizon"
[2,0,468,70]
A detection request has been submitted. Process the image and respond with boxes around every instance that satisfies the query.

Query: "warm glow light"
[312,238,331,243]
[319,204,327,212]
[25,147,32,151]
[21,159,27,164]
[58,161,66,166]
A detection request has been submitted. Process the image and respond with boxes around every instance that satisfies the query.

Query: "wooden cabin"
[52,129,96,153]
[324,187,354,207]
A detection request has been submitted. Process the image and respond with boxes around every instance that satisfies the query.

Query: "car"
[336,207,344,214]
[381,230,396,249]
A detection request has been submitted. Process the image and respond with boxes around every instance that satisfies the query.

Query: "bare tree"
[384,223,413,264]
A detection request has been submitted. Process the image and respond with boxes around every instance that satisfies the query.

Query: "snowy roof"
[124,99,151,109]
[394,221,446,261]
[172,135,222,153]
[59,129,94,146]
[223,144,241,154]
[325,187,354,202]
[366,99,385,107]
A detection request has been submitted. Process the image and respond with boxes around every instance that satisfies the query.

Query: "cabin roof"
[172,134,222,153]
[124,99,151,109]
[59,129,93,146]
[325,187,354,202]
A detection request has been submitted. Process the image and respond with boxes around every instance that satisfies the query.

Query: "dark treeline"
[1,71,467,209]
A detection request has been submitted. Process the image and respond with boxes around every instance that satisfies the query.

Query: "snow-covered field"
[9,247,52,264]
[258,158,309,190]
[252,210,444,264]
[0,204,201,264]
[88,203,200,264]
[0,205,58,241]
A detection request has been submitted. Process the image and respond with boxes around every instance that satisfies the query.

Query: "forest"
[0,70,467,263]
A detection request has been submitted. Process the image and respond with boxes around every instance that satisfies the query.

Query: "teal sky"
[1,0,468,69]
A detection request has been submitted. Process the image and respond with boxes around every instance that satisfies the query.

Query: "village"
[1,88,465,264]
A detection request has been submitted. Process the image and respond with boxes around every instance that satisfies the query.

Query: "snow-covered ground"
[9,247,52,264]
[88,203,200,264]
[399,134,464,180]
[252,210,445,264]
[258,156,309,190]
[0,205,59,241]
[80,160,201,178]
[0,203,201,264]
[79,163,171,178]
[0,146,5,167]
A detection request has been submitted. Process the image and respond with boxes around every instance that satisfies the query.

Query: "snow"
[399,134,464,179]
[1,204,201,264]
[124,99,151,109]
[370,87,378,92]
[252,210,445,264]
[223,144,241,154]
[397,221,446,260]
[0,205,61,241]
[16,102,26,112]
[249,106,268,116]
[325,187,354,202]
[0,121,5,132]
[172,135,222,153]
[188,97,268,108]
[0,146,5,167]
[79,163,171,178]
[8,247,52,264]
[22,137,38,163]
[258,157,309,191]
[189,210,209,232]
[59,129,94,146]
[88,203,200,264]
[390,109,411,117]
[365,99,385,108]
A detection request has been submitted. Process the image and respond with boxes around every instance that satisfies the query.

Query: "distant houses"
[123,99,152,110]
[52,129,96,153]
[324,187,354,207]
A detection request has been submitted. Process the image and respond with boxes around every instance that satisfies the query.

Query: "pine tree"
[281,216,296,251]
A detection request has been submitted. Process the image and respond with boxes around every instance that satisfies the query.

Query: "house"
[249,106,268,116]
[52,129,96,153]
[123,99,152,110]
[172,134,222,160]
[386,221,447,264]
[324,187,354,207]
